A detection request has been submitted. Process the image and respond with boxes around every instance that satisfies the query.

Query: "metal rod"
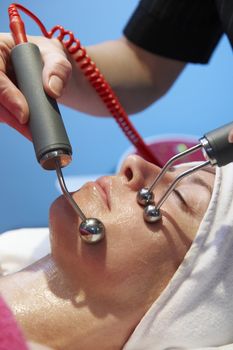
[55,160,86,221]
[156,160,211,210]
[148,143,202,193]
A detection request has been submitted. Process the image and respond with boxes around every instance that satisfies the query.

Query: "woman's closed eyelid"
[172,188,193,215]
[174,179,212,215]
[173,188,187,207]
[173,188,205,219]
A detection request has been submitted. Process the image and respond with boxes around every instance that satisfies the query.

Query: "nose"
[119,154,170,191]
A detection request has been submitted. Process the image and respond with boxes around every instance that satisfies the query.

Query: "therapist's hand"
[0,33,72,139]
[228,129,233,143]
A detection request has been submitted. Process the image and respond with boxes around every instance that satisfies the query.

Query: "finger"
[228,129,233,143]
[0,36,30,124]
[0,33,14,73]
[0,105,31,140]
[42,44,72,98]
[0,71,29,124]
[21,36,72,99]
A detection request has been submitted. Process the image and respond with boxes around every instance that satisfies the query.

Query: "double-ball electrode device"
[7,4,233,243]
[137,123,233,222]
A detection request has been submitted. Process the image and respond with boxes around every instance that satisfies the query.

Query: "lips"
[95,177,111,210]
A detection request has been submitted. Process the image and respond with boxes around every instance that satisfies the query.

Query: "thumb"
[23,36,72,99]
[43,51,72,98]
[228,129,233,143]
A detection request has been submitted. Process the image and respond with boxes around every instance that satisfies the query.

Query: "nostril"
[125,167,133,181]
[119,155,149,190]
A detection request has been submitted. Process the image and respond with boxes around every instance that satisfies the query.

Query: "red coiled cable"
[8,3,161,166]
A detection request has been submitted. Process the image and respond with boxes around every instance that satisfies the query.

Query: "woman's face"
[49,155,215,315]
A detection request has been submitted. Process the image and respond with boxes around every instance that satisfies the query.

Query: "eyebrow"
[200,166,216,175]
[189,168,215,195]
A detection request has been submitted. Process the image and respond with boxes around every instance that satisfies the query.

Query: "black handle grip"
[201,122,233,167]
[11,42,72,170]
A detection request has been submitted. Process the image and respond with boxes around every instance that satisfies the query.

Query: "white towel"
[124,163,233,350]
[0,227,50,276]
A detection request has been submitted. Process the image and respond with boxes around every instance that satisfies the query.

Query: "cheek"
[102,210,189,306]
[49,190,150,277]
[49,185,107,254]
[100,202,165,284]
[49,192,189,307]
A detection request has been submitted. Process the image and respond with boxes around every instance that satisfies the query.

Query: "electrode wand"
[137,122,233,223]
[8,4,105,244]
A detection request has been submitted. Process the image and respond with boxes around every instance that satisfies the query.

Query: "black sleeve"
[123,0,223,63]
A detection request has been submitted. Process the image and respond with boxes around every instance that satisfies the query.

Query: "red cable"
[8,4,27,44]
[9,3,161,166]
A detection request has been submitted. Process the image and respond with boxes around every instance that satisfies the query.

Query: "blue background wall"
[0,0,233,233]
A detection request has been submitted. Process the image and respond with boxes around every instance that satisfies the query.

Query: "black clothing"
[123,0,233,63]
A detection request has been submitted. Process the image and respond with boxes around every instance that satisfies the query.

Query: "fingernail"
[229,132,233,143]
[49,75,64,97]
[16,109,27,124]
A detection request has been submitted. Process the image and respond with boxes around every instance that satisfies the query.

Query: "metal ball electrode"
[79,218,105,244]
[137,187,154,206]
[55,162,105,245]
[143,204,161,223]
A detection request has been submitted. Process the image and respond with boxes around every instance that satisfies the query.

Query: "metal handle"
[11,42,72,170]
[200,122,233,167]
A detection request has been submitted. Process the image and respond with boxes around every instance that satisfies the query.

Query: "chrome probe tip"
[143,205,161,223]
[79,218,105,244]
[55,160,105,244]
[137,187,154,206]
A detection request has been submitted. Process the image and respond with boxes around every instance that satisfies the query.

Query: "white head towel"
[124,163,233,350]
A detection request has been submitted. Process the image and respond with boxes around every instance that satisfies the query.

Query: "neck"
[0,255,136,350]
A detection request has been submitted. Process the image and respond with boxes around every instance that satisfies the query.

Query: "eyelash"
[173,189,187,207]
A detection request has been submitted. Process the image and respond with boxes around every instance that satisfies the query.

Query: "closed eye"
[173,187,203,216]
[173,188,188,208]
